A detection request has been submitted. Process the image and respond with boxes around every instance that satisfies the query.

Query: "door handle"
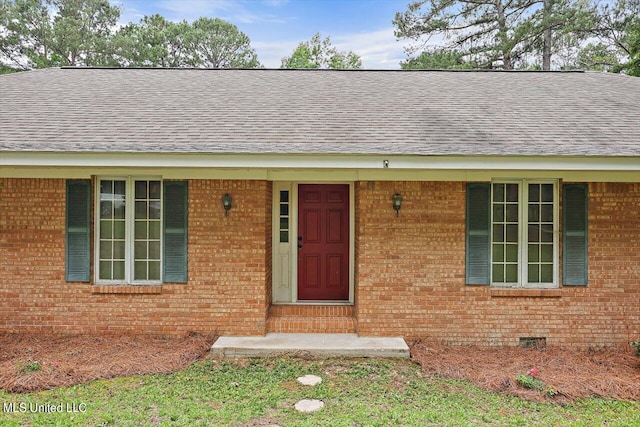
[298,236,302,249]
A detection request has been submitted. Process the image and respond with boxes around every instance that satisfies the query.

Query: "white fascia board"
[1,151,639,171]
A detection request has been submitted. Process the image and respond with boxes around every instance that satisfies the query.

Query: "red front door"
[297,184,350,300]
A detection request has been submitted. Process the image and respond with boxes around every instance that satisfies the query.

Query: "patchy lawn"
[0,333,638,404]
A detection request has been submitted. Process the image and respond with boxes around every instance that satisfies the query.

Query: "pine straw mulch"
[409,340,640,403]
[0,332,216,393]
[1,334,638,403]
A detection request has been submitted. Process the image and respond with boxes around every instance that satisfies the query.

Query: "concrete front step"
[211,333,410,359]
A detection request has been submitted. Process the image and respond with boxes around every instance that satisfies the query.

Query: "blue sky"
[112,0,414,68]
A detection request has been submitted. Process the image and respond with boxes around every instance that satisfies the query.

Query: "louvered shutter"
[466,183,491,285]
[563,184,588,285]
[163,181,188,283]
[66,180,91,282]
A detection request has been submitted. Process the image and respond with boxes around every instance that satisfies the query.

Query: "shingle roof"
[1,67,639,156]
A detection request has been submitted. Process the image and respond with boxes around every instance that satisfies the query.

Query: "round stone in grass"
[297,374,322,386]
[294,399,324,413]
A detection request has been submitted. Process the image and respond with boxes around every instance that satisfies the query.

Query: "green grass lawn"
[1,358,638,426]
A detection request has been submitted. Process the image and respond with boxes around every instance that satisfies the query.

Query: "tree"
[113,16,261,68]
[400,49,475,69]
[0,0,120,69]
[281,32,362,69]
[113,14,193,67]
[189,17,260,68]
[393,0,595,70]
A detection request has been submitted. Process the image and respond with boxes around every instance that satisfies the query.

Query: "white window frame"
[94,176,163,285]
[490,179,559,289]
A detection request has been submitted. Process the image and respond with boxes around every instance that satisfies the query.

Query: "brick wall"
[0,178,271,336]
[2,178,638,346]
[355,181,640,347]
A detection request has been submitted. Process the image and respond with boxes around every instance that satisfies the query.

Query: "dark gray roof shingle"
[1,68,639,156]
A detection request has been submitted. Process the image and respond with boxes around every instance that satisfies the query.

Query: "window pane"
[528,224,539,242]
[100,201,112,219]
[134,261,147,280]
[493,184,504,202]
[529,184,540,202]
[493,244,504,262]
[99,241,112,259]
[541,204,553,222]
[149,201,161,219]
[506,204,518,222]
[280,217,288,230]
[493,204,504,222]
[113,241,125,259]
[528,205,539,222]
[135,181,147,199]
[149,261,160,280]
[493,224,504,242]
[149,241,160,259]
[113,261,125,280]
[280,231,289,243]
[493,264,504,282]
[149,181,161,199]
[528,265,539,283]
[149,222,161,239]
[506,224,518,242]
[135,201,147,219]
[114,221,125,239]
[540,264,553,282]
[100,220,112,239]
[280,190,289,203]
[528,244,539,262]
[114,181,125,196]
[135,241,147,260]
[101,180,112,195]
[506,184,518,202]
[541,184,554,202]
[135,221,147,239]
[506,244,518,262]
[541,224,553,242]
[506,264,518,282]
[541,244,553,262]
[114,200,126,219]
[280,204,288,216]
[99,261,112,280]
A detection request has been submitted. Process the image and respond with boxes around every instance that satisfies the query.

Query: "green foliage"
[632,341,640,356]
[19,360,42,373]
[401,49,476,69]
[394,0,597,70]
[281,32,362,69]
[0,0,120,69]
[1,358,639,426]
[516,373,546,391]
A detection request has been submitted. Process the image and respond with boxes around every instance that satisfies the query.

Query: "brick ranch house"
[1,68,639,347]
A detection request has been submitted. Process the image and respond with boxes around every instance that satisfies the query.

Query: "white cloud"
[157,0,287,24]
[331,28,409,69]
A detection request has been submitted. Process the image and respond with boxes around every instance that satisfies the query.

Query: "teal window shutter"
[466,183,491,285]
[163,181,188,283]
[66,180,91,282]
[563,184,588,285]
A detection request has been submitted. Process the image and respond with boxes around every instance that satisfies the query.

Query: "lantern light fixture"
[392,193,402,217]
[222,193,232,216]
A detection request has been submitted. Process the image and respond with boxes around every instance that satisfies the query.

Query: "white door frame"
[271,181,354,304]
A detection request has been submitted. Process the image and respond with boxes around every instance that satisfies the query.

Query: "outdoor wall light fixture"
[222,193,232,216]
[392,193,403,217]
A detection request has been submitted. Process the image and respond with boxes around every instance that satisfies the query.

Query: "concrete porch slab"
[211,333,410,359]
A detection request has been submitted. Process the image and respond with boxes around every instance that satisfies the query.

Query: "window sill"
[91,285,162,294]
[490,288,562,298]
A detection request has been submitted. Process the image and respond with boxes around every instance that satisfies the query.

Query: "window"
[96,177,162,284]
[279,190,290,243]
[491,180,558,288]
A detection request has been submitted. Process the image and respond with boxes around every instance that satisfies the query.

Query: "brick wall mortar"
[355,181,640,347]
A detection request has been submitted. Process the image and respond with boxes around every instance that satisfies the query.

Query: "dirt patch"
[0,332,215,393]
[410,340,640,402]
